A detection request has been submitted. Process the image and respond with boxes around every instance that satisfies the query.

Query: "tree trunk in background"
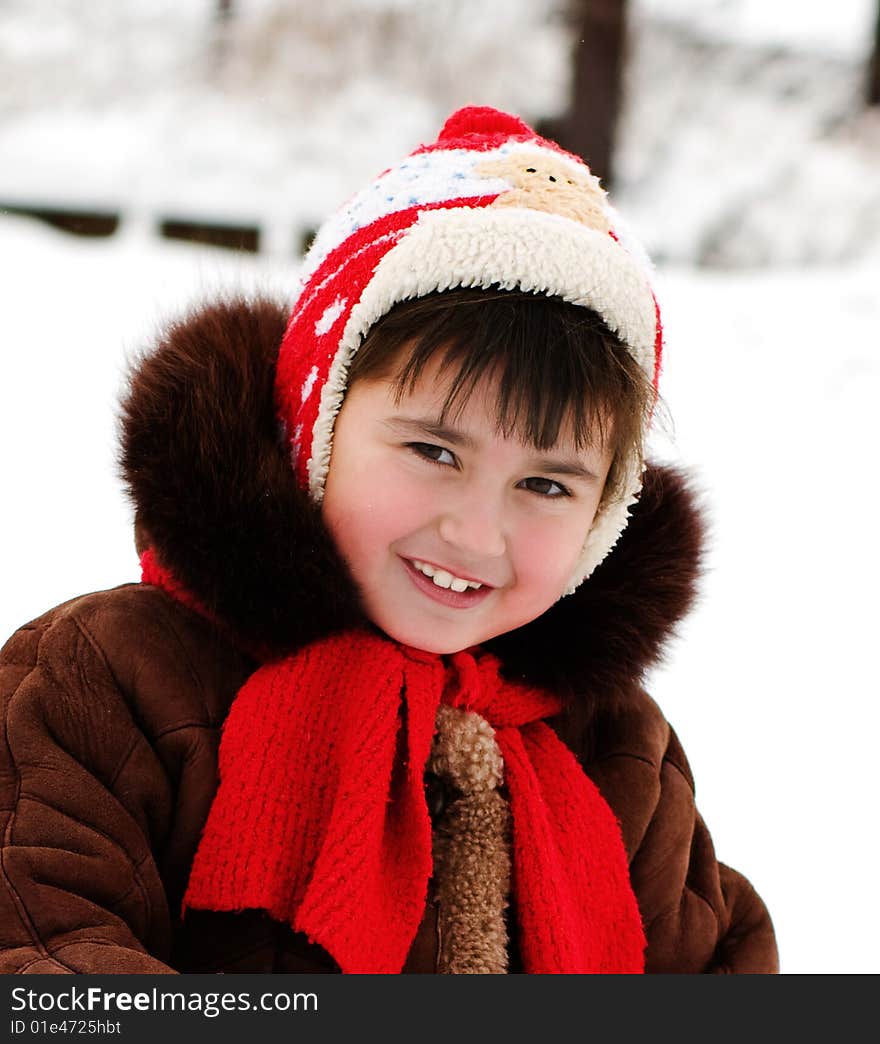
[539,0,628,188]
[868,1,880,105]
[214,0,234,69]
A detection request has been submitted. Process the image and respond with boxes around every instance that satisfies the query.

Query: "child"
[0,107,777,974]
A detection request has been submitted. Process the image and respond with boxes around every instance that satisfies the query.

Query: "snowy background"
[2,0,879,974]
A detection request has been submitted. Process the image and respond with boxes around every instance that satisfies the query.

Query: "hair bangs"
[347,288,654,498]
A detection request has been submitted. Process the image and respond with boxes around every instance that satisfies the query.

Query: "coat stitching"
[12,621,159,949]
[14,952,74,974]
[1,655,74,967]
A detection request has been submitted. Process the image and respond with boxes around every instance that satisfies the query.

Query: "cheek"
[323,467,430,578]
[510,515,592,602]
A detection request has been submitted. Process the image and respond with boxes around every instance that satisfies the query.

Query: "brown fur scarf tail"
[429,704,512,974]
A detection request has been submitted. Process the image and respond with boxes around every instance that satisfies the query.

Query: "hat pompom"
[435,106,534,145]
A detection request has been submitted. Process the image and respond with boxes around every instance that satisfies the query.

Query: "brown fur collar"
[119,297,705,709]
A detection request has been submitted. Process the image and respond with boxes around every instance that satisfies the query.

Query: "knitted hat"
[275,106,662,592]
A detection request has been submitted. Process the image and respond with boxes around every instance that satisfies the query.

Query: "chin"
[378,619,477,656]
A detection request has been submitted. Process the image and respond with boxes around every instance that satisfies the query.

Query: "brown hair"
[345,288,655,500]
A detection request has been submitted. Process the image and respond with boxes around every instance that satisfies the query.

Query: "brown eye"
[520,477,569,498]
[409,442,457,467]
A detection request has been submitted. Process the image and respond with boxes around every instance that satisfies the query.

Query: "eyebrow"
[384,416,602,483]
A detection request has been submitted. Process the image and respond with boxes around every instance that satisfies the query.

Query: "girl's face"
[322,354,613,654]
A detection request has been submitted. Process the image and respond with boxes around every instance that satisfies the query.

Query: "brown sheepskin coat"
[0,300,778,974]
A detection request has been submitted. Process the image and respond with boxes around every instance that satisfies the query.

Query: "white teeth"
[411,560,482,591]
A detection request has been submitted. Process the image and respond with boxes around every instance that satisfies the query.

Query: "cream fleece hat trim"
[274,106,662,591]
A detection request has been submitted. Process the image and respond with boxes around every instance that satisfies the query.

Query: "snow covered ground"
[648,260,880,975]
[2,213,878,973]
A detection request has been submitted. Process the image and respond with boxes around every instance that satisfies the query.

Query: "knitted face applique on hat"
[476,150,612,233]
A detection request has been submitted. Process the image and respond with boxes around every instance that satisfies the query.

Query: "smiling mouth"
[407,558,487,592]
[401,558,494,608]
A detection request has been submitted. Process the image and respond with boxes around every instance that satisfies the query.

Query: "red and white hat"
[275,106,662,592]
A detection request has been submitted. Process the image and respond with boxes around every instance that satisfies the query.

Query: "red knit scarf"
[142,550,645,974]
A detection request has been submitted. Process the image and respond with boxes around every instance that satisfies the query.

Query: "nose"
[437,491,507,560]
